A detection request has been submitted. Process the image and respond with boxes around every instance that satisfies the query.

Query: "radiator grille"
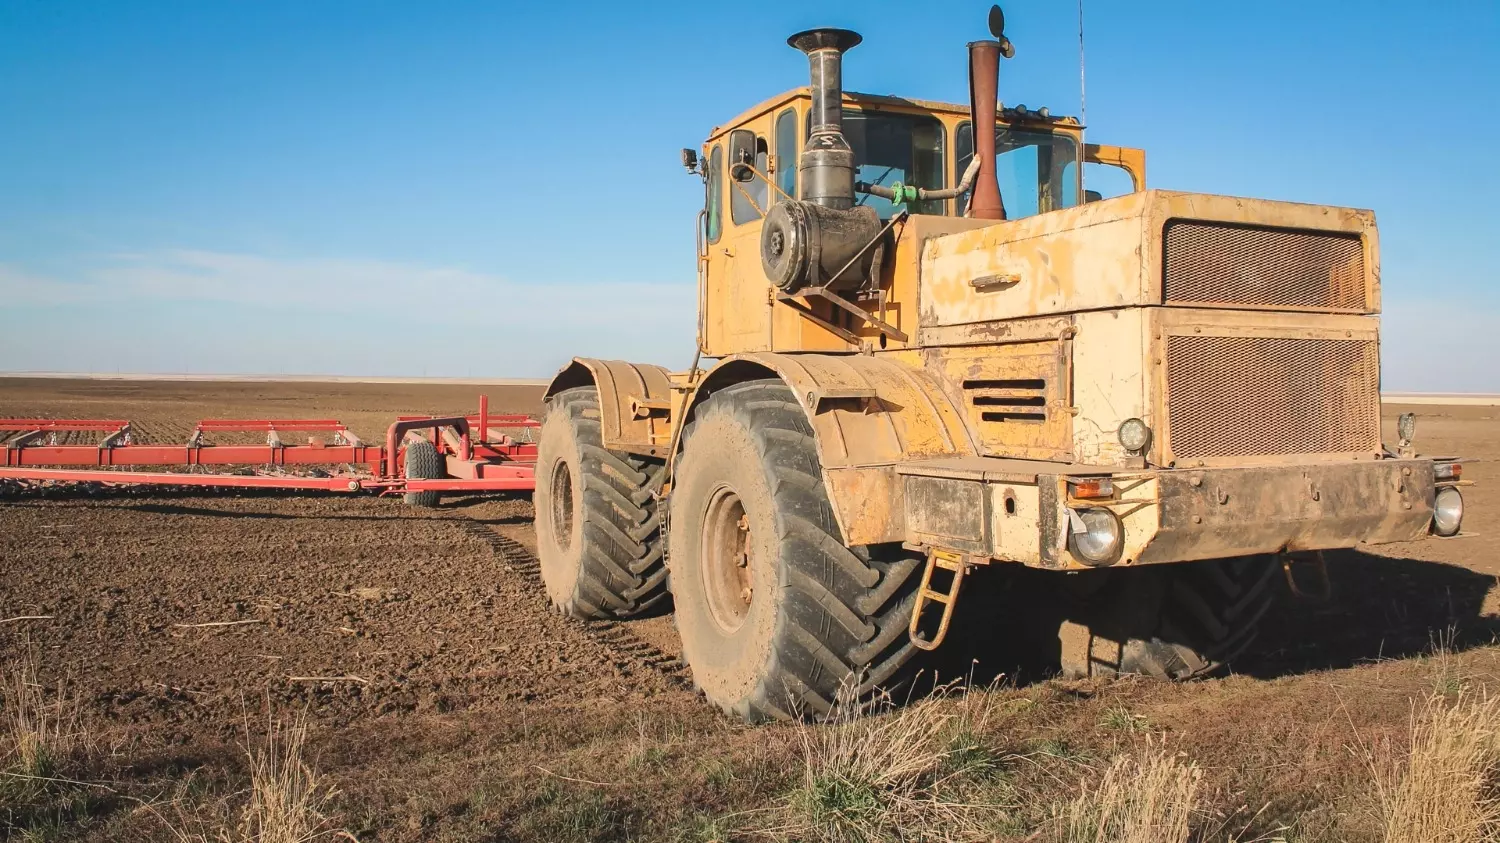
[1163,221,1367,311]
[1164,335,1380,461]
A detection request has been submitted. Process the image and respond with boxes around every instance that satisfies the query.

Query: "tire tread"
[543,387,668,619]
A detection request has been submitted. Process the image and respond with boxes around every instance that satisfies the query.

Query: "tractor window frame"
[774,108,798,201]
[706,144,723,244]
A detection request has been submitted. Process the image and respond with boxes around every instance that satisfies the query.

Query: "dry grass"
[0,647,99,840]
[164,708,351,843]
[1371,690,1500,843]
[1058,743,1202,843]
[757,682,1011,842]
[2,646,81,781]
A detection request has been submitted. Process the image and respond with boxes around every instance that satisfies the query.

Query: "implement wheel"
[669,379,922,721]
[535,386,667,619]
[402,438,444,508]
[1057,556,1278,680]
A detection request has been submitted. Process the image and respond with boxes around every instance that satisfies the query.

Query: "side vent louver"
[963,378,1047,423]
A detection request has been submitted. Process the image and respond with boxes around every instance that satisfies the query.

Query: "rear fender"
[676,353,975,545]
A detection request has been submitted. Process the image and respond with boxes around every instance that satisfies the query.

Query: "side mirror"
[681,148,699,174]
[1084,189,1104,203]
[728,129,757,183]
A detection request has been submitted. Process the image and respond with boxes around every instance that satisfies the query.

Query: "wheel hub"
[548,459,575,553]
[701,484,754,632]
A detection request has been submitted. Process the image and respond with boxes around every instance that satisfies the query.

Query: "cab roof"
[706,86,1081,142]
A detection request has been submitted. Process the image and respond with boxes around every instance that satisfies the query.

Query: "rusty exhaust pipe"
[788,28,862,211]
[966,6,1016,220]
[966,38,1005,220]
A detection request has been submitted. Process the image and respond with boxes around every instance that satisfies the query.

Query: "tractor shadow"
[1242,549,1500,678]
[921,549,1500,689]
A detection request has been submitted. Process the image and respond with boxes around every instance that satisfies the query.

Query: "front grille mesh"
[1163,221,1367,311]
[1165,335,1380,460]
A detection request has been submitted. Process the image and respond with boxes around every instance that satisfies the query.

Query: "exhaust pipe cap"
[788,28,862,53]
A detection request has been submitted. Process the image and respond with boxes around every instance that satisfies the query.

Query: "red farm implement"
[0,395,537,499]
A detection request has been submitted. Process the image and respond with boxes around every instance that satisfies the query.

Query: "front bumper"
[1128,458,1436,565]
[898,456,1441,570]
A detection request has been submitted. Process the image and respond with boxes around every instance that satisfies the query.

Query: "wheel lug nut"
[740,587,753,603]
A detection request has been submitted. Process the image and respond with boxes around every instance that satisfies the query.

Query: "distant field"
[0,371,549,385]
[1382,392,1500,405]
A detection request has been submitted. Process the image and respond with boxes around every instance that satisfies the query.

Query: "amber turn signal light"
[1067,477,1114,500]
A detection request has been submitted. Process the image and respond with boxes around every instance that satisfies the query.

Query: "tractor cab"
[696,87,1145,236]
[690,85,1145,355]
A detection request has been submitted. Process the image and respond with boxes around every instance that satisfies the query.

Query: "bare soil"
[0,378,1496,841]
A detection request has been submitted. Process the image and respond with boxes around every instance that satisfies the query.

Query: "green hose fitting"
[887,182,921,205]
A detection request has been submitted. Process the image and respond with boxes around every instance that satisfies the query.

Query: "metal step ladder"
[908,549,970,651]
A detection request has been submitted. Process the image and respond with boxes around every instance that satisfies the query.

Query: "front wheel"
[669,379,922,721]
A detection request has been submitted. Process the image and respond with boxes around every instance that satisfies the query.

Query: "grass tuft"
[237,712,340,843]
[1372,690,1500,843]
[762,682,1010,842]
[4,648,80,782]
[1099,705,1148,733]
[518,781,619,843]
[1059,743,1202,843]
[1,649,100,840]
[160,708,348,843]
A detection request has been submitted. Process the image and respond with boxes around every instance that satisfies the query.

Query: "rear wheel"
[535,386,667,619]
[669,379,922,721]
[1057,555,1278,680]
[402,438,444,508]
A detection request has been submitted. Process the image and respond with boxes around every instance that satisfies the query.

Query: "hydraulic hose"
[857,155,983,205]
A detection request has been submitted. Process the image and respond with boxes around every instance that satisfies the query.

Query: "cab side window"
[730,130,770,225]
[1082,161,1135,203]
[706,145,723,243]
[775,109,798,200]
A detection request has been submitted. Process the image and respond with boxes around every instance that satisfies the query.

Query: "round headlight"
[1068,508,1123,566]
[1433,487,1464,537]
[1118,418,1152,453]
[1398,412,1417,445]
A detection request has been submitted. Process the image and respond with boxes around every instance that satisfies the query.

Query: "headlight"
[1398,412,1416,445]
[1067,507,1123,566]
[1118,418,1152,453]
[1433,487,1463,537]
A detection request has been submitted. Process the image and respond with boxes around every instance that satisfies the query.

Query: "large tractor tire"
[535,386,668,620]
[402,438,444,508]
[669,379,923,721]
[1057,555,1279,680]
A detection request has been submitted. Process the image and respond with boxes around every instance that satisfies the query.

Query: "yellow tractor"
[534,6,1465,721]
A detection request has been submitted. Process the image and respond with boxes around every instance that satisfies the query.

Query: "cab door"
[702,118,776,355]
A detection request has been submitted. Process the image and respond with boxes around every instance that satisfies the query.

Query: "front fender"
[677,352,975,545]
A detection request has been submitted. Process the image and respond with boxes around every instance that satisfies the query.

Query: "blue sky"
[1,0,1496,389]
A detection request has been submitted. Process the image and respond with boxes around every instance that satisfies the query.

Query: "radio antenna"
[1077,0,1087,136]
[1077,0,1087,195]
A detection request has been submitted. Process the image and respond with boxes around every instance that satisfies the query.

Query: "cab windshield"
[841,110,947,218]
[956,123,1081,218]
